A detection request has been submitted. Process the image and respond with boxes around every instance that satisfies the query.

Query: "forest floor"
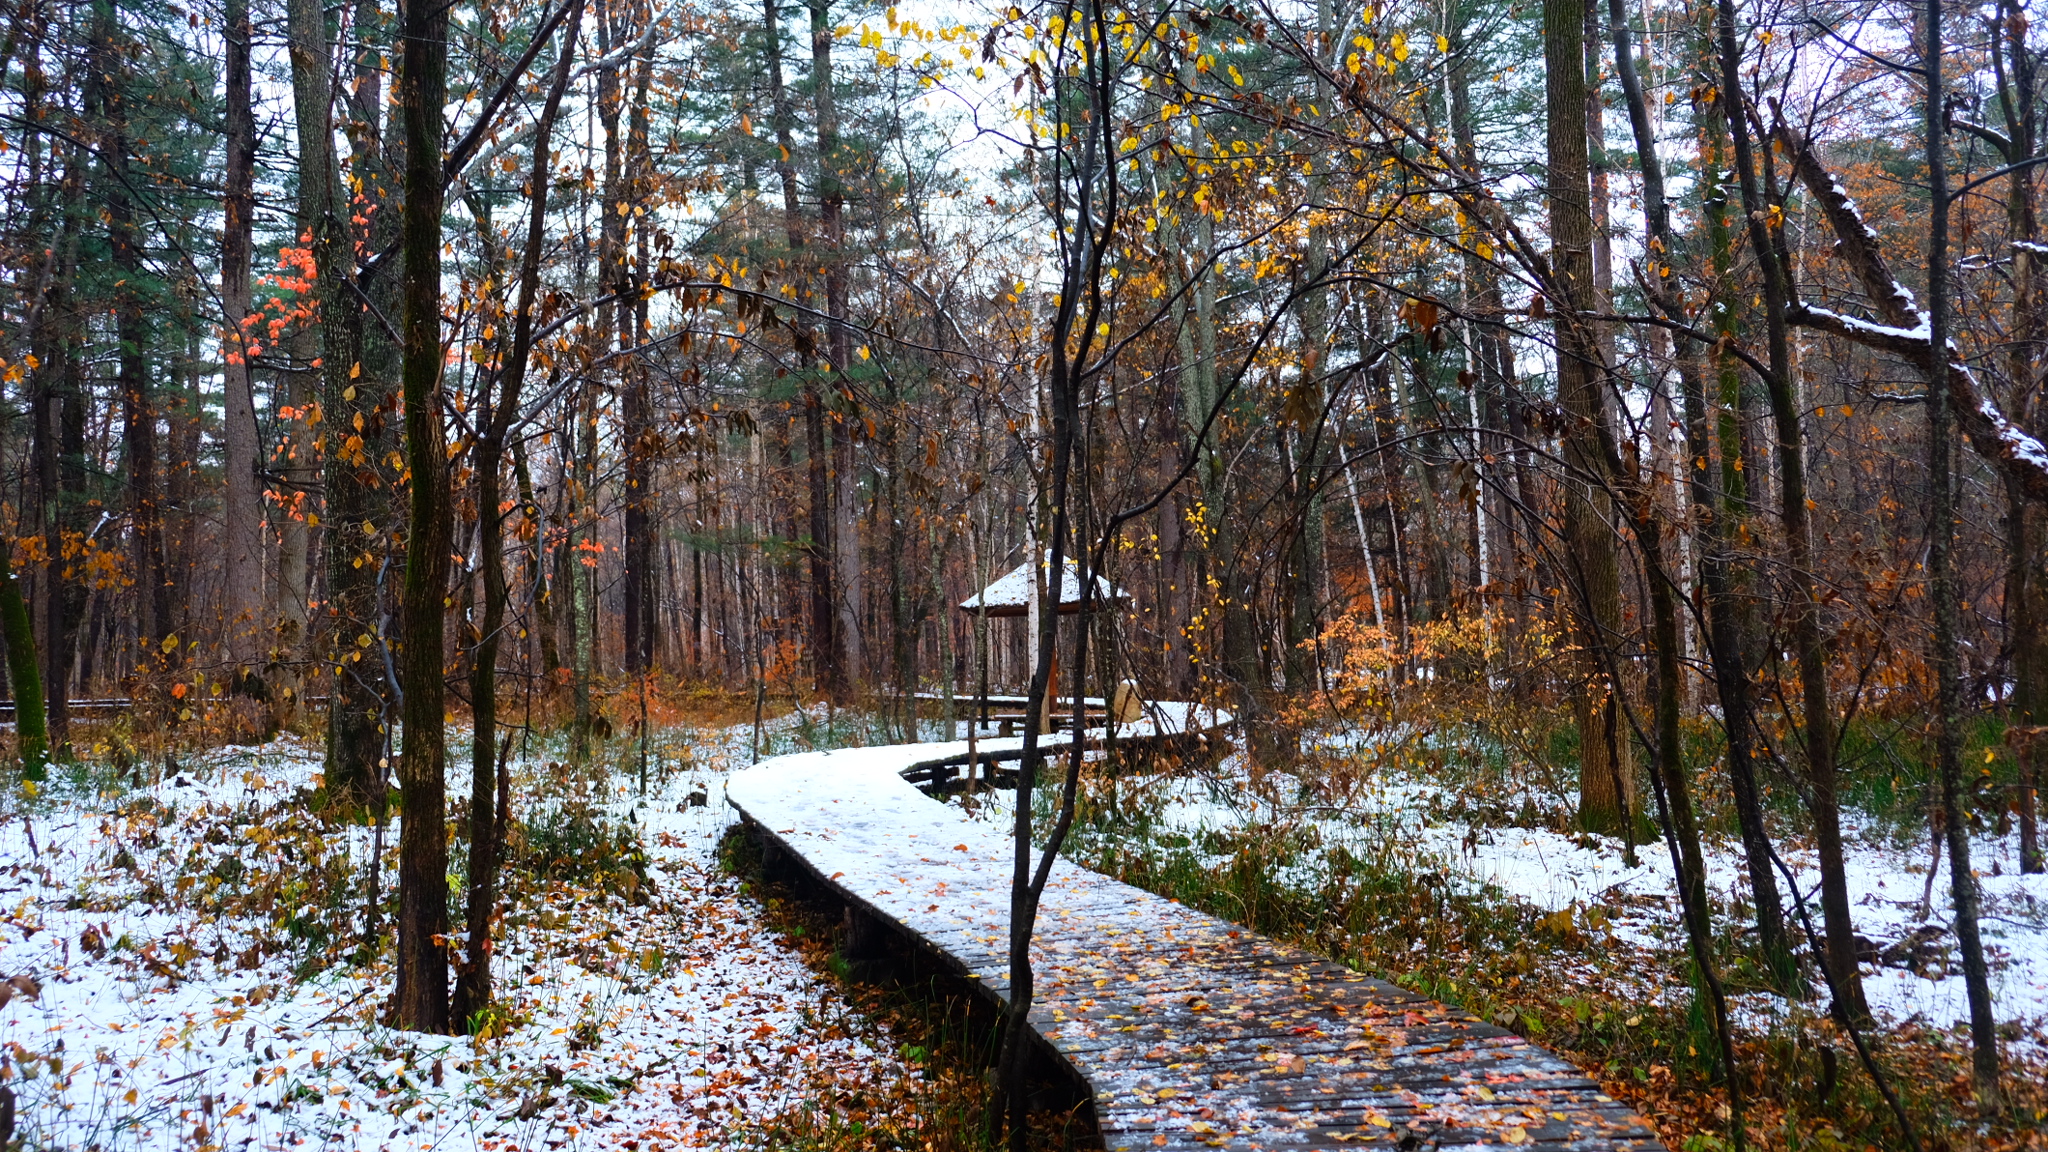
[3,707,2045,1151]
[0,709,951,1152]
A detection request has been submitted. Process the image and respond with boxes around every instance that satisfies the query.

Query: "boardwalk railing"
[726,702,1662,1151]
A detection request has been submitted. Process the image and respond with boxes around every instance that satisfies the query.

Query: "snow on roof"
[958,554,1127,616]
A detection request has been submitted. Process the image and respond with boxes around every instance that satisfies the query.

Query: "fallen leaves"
[0,973,42,1008]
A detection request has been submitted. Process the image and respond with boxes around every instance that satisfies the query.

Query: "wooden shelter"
[958,555,1127,731]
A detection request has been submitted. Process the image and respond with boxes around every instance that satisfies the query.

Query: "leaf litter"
[0,717,913,1151]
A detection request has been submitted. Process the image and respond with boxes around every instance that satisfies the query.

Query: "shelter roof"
[958,555,1127,617]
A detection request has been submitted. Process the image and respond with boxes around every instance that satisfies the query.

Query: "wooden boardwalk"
[725,709,1662,1150]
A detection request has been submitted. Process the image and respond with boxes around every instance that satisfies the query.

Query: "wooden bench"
[725,705,1662,1150]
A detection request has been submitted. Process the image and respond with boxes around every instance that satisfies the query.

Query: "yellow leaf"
[1436,34,1449,52]
[1504,1127,1530,1145]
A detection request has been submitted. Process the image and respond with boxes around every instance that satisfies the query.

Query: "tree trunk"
[0,545,47,777]
[1583,0,1615,373]
[1631,447,1745,1150]
[290,0,386,810]
[2014,495,2046,872]
[89,1,167,655]
[621,21,656,678]
[1921,1,2001,1104]
[1544,0,1632,836]
[1709,0,1867,1021]
[1607,0,1792,987]
[221,0,262,667]
[394,0,453,1033]
[811,0,863,687]
[514,442,559,678]
[763,0,841,699]
[29,119,86,755]
[1993,0,2043,874]
[453,0,583,1028]
[571,386,598,756]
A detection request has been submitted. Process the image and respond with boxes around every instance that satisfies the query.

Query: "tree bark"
[291,0,387,810]
[453,0,583,1028]
[2014,489,2047,874]
[1710,0,1867,1021]
[0,544,47,777]
[762,0,842,699]
[514,442,559,677]
[27,95,86,755]
[811,0,863,686]
[221,0,262,667]
[394,0,453,1033]
[1922,0,2001,1104]
[621,17,656,677]
[1992,0,2045,875]
[88,1,168,654]
[1608,0,1792,987]
[1544,0,1632,836]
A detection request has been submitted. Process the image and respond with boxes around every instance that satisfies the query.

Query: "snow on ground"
[0,718,908,1151]
[999,752,2048,1052]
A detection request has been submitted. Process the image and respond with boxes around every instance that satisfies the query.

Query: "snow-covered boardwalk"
[725,705,1662,1150]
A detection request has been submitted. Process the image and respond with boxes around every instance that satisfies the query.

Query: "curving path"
[726,704,1663,1150]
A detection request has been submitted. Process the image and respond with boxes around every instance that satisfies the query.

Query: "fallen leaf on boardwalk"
[1503,1125,1531,1144]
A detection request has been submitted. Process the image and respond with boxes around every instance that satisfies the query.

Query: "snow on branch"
[1772,114,2048,505]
